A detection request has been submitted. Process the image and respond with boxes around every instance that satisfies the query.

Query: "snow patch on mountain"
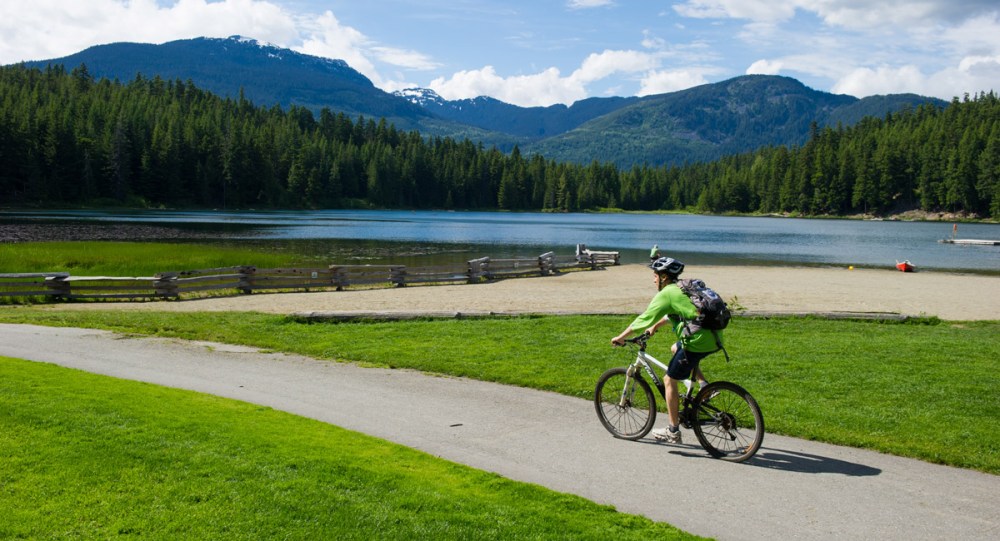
[394,87,446,107]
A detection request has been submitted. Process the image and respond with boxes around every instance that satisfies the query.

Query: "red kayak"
[896,260,915,272]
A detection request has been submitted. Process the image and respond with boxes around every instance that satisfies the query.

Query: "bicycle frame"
[620,337,700,416]
[627,349,669,400]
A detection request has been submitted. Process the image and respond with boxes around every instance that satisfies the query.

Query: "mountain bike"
[594,333,764,462]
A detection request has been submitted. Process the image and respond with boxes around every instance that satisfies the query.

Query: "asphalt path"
[2,323,997,540]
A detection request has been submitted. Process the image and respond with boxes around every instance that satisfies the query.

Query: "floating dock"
[939,238,1000,245]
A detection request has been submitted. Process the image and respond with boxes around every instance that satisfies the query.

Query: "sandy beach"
[30,264,1000,321]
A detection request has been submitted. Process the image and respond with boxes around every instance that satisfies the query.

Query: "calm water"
[3,209,999,273]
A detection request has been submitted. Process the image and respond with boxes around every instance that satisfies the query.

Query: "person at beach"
[610,256,721,443]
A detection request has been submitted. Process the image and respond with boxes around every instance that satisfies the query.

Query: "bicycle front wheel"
[594,367,656,440]
[692,381,764,462]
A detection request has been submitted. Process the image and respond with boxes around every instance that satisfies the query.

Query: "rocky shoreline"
[0,223,258,243]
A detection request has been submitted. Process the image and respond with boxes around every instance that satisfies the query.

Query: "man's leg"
[654,343,691,443]
[665,376,680,427]
[653,375,683,443]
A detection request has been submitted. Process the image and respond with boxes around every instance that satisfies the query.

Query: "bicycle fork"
[621,360,667,407]
[618,363,640,408]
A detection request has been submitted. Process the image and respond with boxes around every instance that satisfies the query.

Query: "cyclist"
[610,256,721,443]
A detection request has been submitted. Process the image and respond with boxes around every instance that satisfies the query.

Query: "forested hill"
[21,36,518,150]
[0,64,996,219]
[26,36,945,169]
[26,36,428,127]
[521,76,945,168]
[691,94,999,219]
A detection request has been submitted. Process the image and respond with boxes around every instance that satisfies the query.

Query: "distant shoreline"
[582,207,996,224]
[3,205,997,224]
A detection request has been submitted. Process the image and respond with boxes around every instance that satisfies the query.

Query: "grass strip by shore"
[1,310,998,475]
[0,241,305,277]
[0,358,699,540]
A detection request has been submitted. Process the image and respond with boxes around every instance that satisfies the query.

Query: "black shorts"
[666,341,712,380]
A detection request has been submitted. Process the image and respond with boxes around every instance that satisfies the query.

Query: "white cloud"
[297,11,382,84]
[822,9,1000,98]
[932,57,1000,97]
[937,12,1000,56]
[746,59,783,75]
[831,56,1000,99]
[298,10,440,87]
[567,0,615,9]
[670,1,1000,99]
[429,66,588,107]
[672,0,796,23]
[641,34,668,50]
[572,50,659,83]
[0,0,298,64]
[427,49,673,106]
[745,52,854,82]
[958,55,1000,79]
[0,1,433,92]
[832,65,926,96]
[672,0,1000,31]
[805,0,999,30]
[370,46,440,71]
[638,69,709,96]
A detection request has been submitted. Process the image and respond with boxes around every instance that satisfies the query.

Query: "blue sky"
[1,1,999,106]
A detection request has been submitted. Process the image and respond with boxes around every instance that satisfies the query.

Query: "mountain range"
[20,36,948,168]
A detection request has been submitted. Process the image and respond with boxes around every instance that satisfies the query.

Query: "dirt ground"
[30,264,1000,321]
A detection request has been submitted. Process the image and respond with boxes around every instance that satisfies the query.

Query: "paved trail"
[2,323,997,541]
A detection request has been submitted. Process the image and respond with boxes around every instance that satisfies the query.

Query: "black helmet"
[649,256,684,276]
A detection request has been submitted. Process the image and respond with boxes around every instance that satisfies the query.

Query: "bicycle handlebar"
[613,332,650,347]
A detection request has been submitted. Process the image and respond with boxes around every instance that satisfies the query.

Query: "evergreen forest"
[1,64,997,219]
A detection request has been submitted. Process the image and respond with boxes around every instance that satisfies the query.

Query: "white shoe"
[652,427,682,443]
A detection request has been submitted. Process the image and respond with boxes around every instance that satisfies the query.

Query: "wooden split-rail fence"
[0,245,619,301]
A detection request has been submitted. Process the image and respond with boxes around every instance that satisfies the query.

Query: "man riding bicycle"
[611,256,722,443]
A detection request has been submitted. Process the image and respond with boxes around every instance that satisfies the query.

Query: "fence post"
[45,274,71,299]
[467,259,478,283]
[239,266,256,294]
[153,272,179,299]
[391,265,407,287]
[467,257,489,283]
[329,265,346,290]
[538,252,554,275]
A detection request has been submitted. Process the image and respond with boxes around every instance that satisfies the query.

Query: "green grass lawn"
[0,358,699,540]
[6,242,996,538]
[0,241,303,276]
[2,309,998,474]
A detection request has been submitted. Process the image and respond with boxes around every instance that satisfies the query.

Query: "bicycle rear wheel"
[692,381,764,462]
[594,367,656,440]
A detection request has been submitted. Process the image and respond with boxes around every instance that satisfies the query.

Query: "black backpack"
[676,278,731,331]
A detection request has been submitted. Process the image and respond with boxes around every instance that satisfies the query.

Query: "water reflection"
[3,210,998,273]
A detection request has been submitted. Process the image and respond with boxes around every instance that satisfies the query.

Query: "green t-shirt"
[629,283,723,353]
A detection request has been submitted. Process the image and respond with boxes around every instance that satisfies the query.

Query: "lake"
[2,209,999,274]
